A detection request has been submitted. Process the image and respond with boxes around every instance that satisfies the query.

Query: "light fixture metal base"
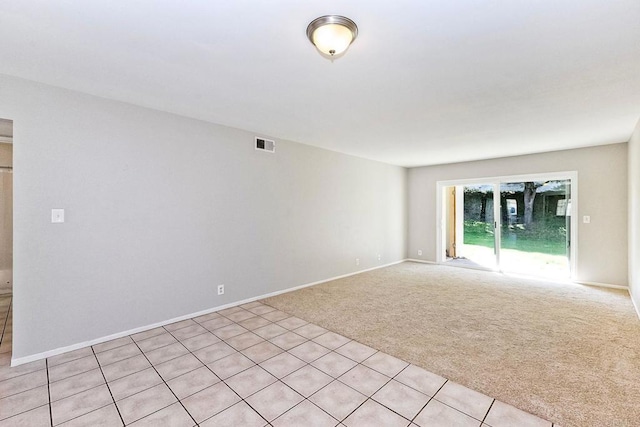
[306,15,358,58]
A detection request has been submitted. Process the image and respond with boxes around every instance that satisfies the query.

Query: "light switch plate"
[583,215,590,224]
[51,209,65,223]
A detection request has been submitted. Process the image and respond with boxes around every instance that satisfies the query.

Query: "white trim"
[11,300,250,366]
[0,136,12,144]
[11,259,405,367]
[435,171,578,187]
[573,281,628,290]
[428,260,628,291]
[438,260,494,273]
[12,258,632,366]
[405,258,436,264]
[436,185,445,263]
[249,259,406,300]
[436,171,578,280]
[493,184,501,269]
[631,293,640,320]
[455,187,464,258]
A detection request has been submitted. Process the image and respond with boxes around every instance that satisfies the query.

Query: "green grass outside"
[463,220,567,255]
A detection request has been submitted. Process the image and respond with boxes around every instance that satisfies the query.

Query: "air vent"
[255,137,275,153]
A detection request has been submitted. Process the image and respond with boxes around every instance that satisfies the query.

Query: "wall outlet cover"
[51,209,65,223]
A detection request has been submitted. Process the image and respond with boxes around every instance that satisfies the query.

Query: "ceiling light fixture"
[306,15,358,58]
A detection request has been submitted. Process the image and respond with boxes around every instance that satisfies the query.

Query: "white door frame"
[436,171,578,280]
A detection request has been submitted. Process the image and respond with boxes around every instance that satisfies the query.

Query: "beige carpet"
[262,262,640,427]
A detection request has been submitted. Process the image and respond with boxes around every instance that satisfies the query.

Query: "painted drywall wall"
[629,119,640,313]
[408,144,628,286]
[0,74,408,359]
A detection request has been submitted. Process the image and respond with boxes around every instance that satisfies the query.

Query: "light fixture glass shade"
[307,15,358,57]
[312,24,353,56]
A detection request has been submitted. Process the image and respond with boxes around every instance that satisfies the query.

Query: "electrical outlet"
[418,249,423,256]
[217,285,225,295]
[377,254,381,261]
[355,258,360,266]
[51,209,65,223]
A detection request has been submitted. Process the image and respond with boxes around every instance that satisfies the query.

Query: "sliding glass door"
[440,174,575,280]
[456,184,497,270]
[499,180,571,278]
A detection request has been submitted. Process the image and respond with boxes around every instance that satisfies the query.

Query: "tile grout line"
[232,310,396,425]
[482,399,496,425]
[410,398,432,426]
[408,379,449,426]
[222,309,481,426]
[47,380,105,409]
[162,320,273,425]
[91,346,126,426]
[331,359,397,424]
[162,328,248,421]
[178,309,347,425]
[272,339,366,425]
[10,303,507,426]
[130,332,199,426]
[267,309,501,425]
[430,393,490,424]
[305,337,433,424]
[238,300,310,425]
[0,368,49,400]
[268,342,373,426]
[366,377,433,425]
[58,367,178,425]
[46,358,53,427]
[170,307,304,425]
[78,306,491,426]
[270,395,338,426]
[238,376,302,426]
[89,328,206,377]
[48,367,113,424]
[314,368,370,423]
[242,324,315,423]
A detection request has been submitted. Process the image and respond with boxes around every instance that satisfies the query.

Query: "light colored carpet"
[262,262,640,427]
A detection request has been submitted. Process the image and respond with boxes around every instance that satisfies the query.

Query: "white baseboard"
[407,260,631,292]
[574,281,629,290]
[255,259,406,302]
[405,258,436,264]
[11,259,405,367]
[11,298,258,367]
[630,292,640,320]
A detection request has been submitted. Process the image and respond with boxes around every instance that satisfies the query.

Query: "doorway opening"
[0,118,12,358]
[438,172,577,280]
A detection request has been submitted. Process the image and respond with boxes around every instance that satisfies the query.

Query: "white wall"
[629,119,640,314]
[0,74,408,360]
[409,144,628,286]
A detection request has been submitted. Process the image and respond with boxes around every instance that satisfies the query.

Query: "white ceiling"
[1,1,639,167]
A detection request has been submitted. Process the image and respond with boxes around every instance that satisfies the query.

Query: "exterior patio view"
[456,180,571,278]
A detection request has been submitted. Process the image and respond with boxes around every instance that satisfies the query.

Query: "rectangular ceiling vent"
[255,137,275,153]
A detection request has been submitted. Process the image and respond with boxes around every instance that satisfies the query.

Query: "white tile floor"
[0,296,556,426]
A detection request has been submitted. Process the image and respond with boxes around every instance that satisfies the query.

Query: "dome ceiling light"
[306,15,358,58]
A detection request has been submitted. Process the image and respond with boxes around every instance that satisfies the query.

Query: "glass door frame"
[436,171,578,280]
